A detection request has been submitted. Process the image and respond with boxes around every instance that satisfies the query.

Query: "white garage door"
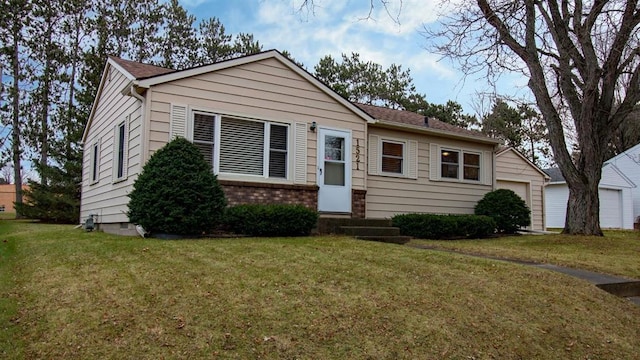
[599,188,622,228]
[497,180,529,206]
[496,180,531,228]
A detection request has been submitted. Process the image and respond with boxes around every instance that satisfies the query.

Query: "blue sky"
[179,0,530,115]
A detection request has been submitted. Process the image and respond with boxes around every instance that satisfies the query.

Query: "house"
[495,147,550,231]
[544,164,635,229]
[0,184,28,213]
[81,50,548,235]
[604,142,640,228]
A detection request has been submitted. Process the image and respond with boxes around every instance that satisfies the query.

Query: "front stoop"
[316,218,411,244]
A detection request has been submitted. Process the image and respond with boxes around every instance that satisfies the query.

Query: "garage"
[544,164,635,229]
[599,188,622,228]
[496,180,530,207]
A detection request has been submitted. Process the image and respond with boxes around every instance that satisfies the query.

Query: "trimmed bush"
[128,137,227,236]
[391,213,495,239]
[224,204,318,237]
[475,189,531,234]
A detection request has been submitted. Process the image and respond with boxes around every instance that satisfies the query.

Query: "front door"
[318,128,351,213]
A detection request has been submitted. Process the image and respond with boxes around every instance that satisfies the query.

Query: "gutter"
[128,84,147,165]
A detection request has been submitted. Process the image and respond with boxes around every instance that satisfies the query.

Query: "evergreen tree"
[481,99,523,147]
[159,0,198,69]
[313,53,476,128]
[129,0,163,63]
[0,0,32,216]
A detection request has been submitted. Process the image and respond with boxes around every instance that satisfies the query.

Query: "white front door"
[318,128,351,213]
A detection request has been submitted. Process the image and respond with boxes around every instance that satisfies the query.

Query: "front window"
[193,113,215,168]
[463,153,480,181]
[381,141,404,174]
[440,148,481,181]
[441,149,459,179]
[191,113,289,179]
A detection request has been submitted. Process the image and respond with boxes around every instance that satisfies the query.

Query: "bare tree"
[426,0,640,235]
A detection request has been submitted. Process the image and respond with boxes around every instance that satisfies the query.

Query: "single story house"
[544,164,635,229]
[80,50,546,235]
[495,147,550,230]
[604,142,640,227]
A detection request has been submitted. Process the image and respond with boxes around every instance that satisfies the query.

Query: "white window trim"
[379,138,407,177]
[90,138,101,185]
[112,117,128,183]
[187,109,293,182]
[438,146,483,183]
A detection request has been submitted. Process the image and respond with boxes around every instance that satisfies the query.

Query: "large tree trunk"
[563,175,602,236]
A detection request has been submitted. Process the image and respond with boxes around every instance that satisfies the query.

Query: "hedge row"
[224,204,318,237]
[391,213,496,239]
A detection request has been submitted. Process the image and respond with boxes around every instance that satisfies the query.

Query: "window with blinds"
[189,113,289,179]
[193,113,215,168]
[269,124,288,178]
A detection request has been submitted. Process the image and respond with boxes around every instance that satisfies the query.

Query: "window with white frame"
[463,152,481,181]
[191,113,289,179]
[192,112,215,168]
[440,148,481,181]
[113,119,127,182]
[381,140,404,174]
[90,140,100,184]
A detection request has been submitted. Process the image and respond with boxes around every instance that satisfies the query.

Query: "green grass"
[1,221,640,359]
[410,230,640,279]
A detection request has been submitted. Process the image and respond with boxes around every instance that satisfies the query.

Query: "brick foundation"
[352,189,366,218]
[218,180,318,210]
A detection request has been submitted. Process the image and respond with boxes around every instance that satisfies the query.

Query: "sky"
[179,0,531,115]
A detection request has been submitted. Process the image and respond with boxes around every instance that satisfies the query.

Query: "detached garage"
[544,164,636,229]
[495,147,550,231]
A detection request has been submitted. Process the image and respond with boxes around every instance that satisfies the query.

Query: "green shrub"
[475,189,531,234]
[224,204,318,237]
[128,137,227,236]
[391,213,495,239]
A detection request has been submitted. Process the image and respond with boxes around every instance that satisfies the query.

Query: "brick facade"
[352,189,366,218]
[0,184,27,213]
[218,180,319,210]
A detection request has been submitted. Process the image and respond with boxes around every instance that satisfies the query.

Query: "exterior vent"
[424,116,429,127]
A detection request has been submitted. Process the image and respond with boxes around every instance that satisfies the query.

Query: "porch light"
[310,121,317,132]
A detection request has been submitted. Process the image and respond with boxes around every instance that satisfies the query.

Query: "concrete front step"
[340,226,401,237]
[355,235,412,245]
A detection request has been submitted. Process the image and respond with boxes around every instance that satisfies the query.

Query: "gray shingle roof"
[543,167,565,182]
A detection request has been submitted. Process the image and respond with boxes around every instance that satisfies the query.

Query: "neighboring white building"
[605,142,640,226]
[544,164,636,229]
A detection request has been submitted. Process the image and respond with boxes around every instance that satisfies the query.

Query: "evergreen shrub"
[224,204,318,237]
[391,213,495,239]
[475,189,531,234]
[128,137,226,236]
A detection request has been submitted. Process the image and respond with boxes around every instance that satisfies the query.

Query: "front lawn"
[410,230,640,279]
[1,221,639,359]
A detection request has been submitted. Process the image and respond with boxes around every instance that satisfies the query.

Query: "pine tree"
[159,0,197,69]
[0,0,32,217]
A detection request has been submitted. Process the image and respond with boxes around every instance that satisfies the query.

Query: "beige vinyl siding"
[147,57,367,189]
[366,127,494,219]
[80,66,142,224]
[495,149,546,230]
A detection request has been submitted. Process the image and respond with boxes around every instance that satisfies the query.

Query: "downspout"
[130,84,146,164]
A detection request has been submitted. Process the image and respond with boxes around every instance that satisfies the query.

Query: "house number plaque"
[355,139,361,170]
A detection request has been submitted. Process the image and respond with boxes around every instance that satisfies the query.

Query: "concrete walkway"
[409,244,640,306]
